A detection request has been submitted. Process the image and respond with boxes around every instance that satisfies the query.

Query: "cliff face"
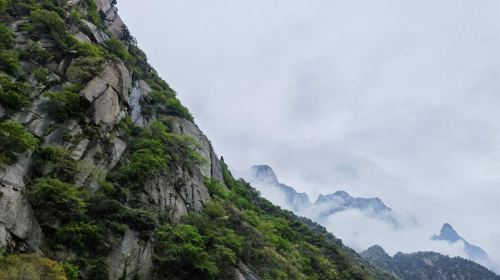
[0,0,221,278]
[0,1,396,280]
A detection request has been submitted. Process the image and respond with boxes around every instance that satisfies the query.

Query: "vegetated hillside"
[0,0,396,279]
[361,245,500,280]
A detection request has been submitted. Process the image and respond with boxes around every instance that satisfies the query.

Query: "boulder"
[82,20,110,44]
[14,97,51,137]
[108,137,127,170]
[92,87,121,125]
[0,183,42,251]
[108,229,153,280]
[0,153,32,188]
[80,61,132,125]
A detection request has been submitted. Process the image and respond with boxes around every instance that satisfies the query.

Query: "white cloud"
[117,0,500,270]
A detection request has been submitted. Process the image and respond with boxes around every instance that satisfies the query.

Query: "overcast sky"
[117,0,500,264]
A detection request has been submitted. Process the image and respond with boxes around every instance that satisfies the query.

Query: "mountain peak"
[434,223,461,242]
[250,165,279,185]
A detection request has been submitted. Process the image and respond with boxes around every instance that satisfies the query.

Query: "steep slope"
[361,245,500,280]
[0,1,397,279]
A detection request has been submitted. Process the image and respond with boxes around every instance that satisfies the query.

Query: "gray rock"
[235,262,262,280]
[96,0,125,38]
[108,229,153,280]
[92,87,121,125]
[170,117,224,182]
[108,137,127,170]
[129,80,151,127]
[81,77,109,103]
[81,61,131,125]
[14,97,51,137]
[0,153,32,188]
[71,139,90,160]
[141,165,210,222]
[0,183,42,251]
[82,20,110,44]
[82,61,131,104]
[74,31,92,43]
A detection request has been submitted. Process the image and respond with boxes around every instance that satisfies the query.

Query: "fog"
[117,0,500,270]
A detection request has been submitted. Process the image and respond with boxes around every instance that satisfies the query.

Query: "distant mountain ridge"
[237,164,415,228]
[237,164,499,276]
[361,245,500,280]
[432,223,495,272]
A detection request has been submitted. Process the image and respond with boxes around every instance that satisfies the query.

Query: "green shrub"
[0,49,20,75]
[145,90,193,121]
[0,74,30,110]
[0,23,15,49]
[55,222,106,253]
[27,178,87,224]
[74,41,104,58]
[89,198,158,232]
[66,56,104,83]
[105,38,130,61]
[83,0,100,26]
[20,40,52,64]
[30,8,75,50]
[33,67,49,84]
[0,253,67,280]
[0,120,37,165]
[154,224,218,279]
[205,178,229,199]
[35,145,79,179]
[62,261,79,280]
[44,87,85,121]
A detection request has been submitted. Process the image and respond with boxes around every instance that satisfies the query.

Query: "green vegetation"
[105,38,130,61]
[27,178,87,224]
[0,252,67,280]
[66,56,104,83]
[0,23,19,75]
[150,161,393,280]
[33,67,49,84]
[34,145,80,180]
[0,119,37,165]
[0,74,30,110]
[43,85,86,121]
[110,120,202,188]
[143,90,193,121]
[30,8,74,51]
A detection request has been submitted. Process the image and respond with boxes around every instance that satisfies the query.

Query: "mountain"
[239,164,416,228]
[240,165,311,212]
[0,1,397,279]
[432,223,495,271]
[361,245,500,280]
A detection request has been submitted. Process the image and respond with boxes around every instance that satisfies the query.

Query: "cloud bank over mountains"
[236,165,499,273]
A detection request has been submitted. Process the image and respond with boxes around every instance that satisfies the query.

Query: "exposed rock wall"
[0,1,224,279]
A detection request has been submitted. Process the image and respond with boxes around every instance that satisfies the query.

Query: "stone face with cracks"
[0,183,42,251]
[81,61,132,125]
[108,229,153,280]
[170,117,225,183]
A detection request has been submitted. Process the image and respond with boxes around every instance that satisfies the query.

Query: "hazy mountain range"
[236,164,499,275]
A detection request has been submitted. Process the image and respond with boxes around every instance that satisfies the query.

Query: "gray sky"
[118,0,500,264]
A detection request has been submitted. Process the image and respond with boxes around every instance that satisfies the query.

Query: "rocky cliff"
[0,1,397,279]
